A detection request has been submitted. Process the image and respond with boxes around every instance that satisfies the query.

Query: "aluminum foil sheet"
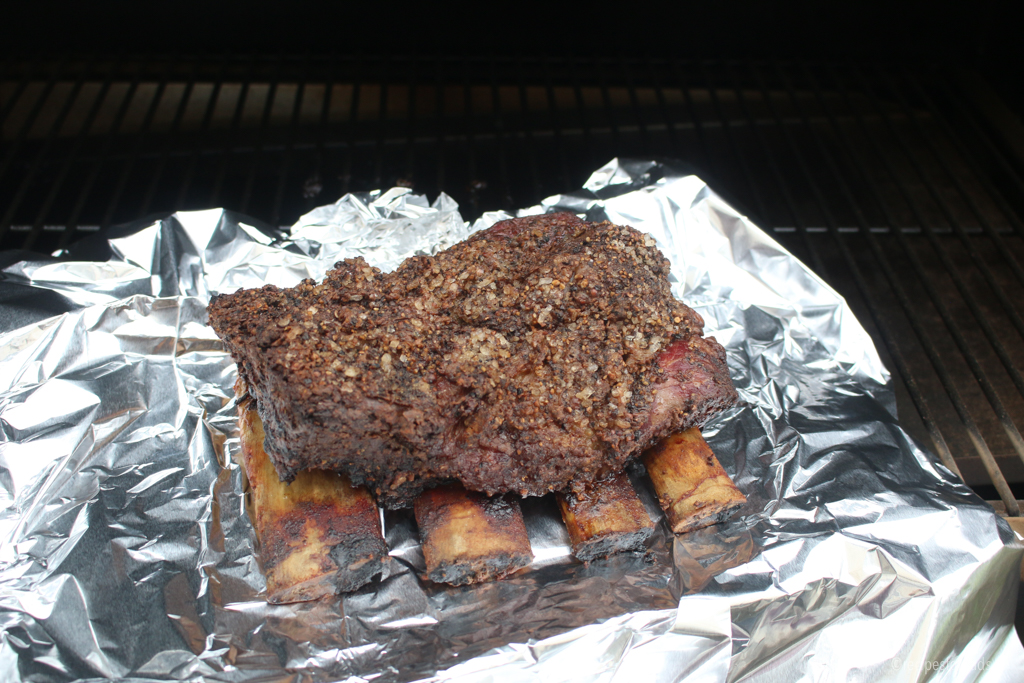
[0,158,1021,682]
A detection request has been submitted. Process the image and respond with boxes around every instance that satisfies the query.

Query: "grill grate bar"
[935,72,1024,230]
[797,63,1024,495]
[175,55,229,210]
[463,58,483,216]
[852,67,1024,345]
[913,69,1024,244]
[301,53,336,212]
[209,57,256,207]
[270,56,311,227]
[816,65,1022,509]
[1,55,1023,499]
[138,61,199,218]
[876,76,1024,401]
[401,54,419,192]
[99,62,172,231]
[0,63,31,132]
[56,65,143,248]
[720,63,774,231]
[597,60,624,154]
[569,56,600,174]
[29,62,118,250]
[718,63,826,274]
[772,63,1024,505]
[856,71,1022,494]
[646,56,682,162]
[812,67,1024,460]
[238,60,281,216]
[515,57,543,203]
[884,69,1024,299]
[490,57,513,210]
[620,58,651,158]
[371,56,391,191]
[731,60,986,489]
[820,71,1024,404]
[0,59,63,190]
[340,54,362,196]
[0,59,93,244]
[543,56,572,194]
[839,69,1024,465]
[673,63,717,192]
[428,57,444,196]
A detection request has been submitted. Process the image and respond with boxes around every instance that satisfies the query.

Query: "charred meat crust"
[209,213,738,507]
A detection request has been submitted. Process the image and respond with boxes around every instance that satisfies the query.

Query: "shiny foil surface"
[1,159,1021,682]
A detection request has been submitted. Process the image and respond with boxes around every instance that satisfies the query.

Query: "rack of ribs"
[209,213,739,509]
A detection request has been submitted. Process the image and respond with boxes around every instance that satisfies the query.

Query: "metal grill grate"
[2,55,1024,518]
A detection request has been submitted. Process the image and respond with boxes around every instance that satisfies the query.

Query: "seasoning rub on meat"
[209,213,738,509]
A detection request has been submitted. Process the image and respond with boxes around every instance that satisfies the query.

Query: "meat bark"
[208,213,737,507]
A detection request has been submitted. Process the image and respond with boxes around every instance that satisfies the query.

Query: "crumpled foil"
[1,159,1022,682]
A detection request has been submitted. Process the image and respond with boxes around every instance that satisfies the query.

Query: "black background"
[3,1,1020,110]
[0,1,1014,62]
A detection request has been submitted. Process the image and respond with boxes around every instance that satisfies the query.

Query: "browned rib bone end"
[642,428,746,534]
[556,472,656,561]
[237,395,389,602]
[414,484,533,585]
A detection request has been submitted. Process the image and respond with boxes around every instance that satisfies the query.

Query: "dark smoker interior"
[2,0,1023,641]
